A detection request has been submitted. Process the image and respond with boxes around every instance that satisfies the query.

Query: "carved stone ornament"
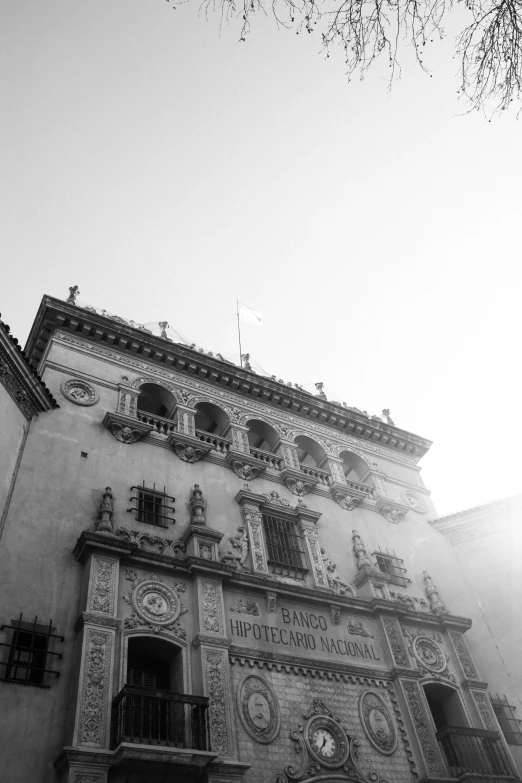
[189,484,207,525]
[232,460,262,481]
[322,548,357,597]
[77,628,112,747]
[220,525,249,570]
[123,571,187,636]
[359,690,397,755]
[61,378,99,406]
[115,527,185,558]
[348,621,373,638]
[402,490,427,513]
[103,411,152,445]
[412,636,446,673]
[377,502,407,525]
[237,674,281,744]
[230,599,260,616]
[333,491,360,511]
[174,442,206,463]
[284,476,314,497]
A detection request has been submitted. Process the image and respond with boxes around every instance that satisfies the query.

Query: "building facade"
[0,292,520,783]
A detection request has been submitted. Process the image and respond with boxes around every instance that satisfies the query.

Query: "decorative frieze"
[75,627,114,748]
[400,679,446,774]
[87,556,118,616]
[449,630,479,679]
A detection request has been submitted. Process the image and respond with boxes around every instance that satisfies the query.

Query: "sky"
[2,1,521,515]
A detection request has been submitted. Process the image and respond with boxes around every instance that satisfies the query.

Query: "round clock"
[305,714,350,768]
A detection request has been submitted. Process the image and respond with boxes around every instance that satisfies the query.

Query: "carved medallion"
[359,690,397,755]
[61,379,99,406]
[132,580,181,626]
[402,490,427,513]
[237,674,280,744]
[413,635,446,673]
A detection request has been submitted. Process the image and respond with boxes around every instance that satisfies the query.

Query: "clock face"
[305,715,349,768]
[312,728,337,757]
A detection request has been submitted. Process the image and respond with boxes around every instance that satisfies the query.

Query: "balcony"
[137,410,176,437]
[250,446,283,471]
[111,685,211,752]
[300,463,332,487]
[195,428,231,454]
[437,726,518,781]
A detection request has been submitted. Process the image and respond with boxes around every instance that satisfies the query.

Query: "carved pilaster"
[400,679,447,776]
[86,556,119,617]
[301,524,329,589]
[73,625,115,749]
[382,617,411,668]
[223,422,250,454]
[197,577,226,637]
[117,382,140,418]
[471,690,497,730]
[274,439,300,471]
[244,508,269,574]
[449,630,479,679]
[173,403,197,436]
[201,645,235,758]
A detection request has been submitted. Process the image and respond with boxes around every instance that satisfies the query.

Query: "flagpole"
[237,300,243,367]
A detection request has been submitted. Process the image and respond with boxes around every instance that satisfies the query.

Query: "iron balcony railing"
[437,726,516,779]
[111,685,211,751]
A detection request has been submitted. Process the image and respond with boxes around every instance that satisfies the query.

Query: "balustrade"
[195,429,231,454]
[344,477,374,497]
[111,685,210,751]
[137,411,176,437]
[250,447,283,471]
[300,464,332,487]
[437,726,515,779]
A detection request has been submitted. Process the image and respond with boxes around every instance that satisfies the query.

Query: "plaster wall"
[0,385,29,526]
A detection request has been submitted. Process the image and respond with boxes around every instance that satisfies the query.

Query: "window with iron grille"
[491,695,522,745]
[0,614,63,687]
[373,550,410,587]
[262,513,308,578]
[129,483,175,528]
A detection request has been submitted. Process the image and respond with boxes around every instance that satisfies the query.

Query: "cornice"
[0,316,58,417]
[26,296,431,462]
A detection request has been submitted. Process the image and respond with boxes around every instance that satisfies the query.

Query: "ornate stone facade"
[382,618,410,668]
[203,647,234,757]
[449,630,479,679]
[88,556,118,615]
[76,628,113,748]
[400,680,446,774]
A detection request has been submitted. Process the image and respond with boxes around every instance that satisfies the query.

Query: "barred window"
[491,695,522,745]
[262,513,307,578]
[0,615,63,688]
[129,483,175,528]
[373,550,410,587]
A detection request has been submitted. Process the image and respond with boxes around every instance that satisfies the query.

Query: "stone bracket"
[281,467,318,497]
[102,411,152,444]
[225,449,268,480]
[168,432,213,462]
[374,496,411,524]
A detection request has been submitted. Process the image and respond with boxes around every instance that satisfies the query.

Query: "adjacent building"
[0,291,520,783]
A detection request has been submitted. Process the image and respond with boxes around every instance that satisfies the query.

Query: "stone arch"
[293,433,330,469]
[243,416,283,452]
[239,412,284,436]
[185,395,235,421]
[191,398,232,436]
[336,448,374,483]
[130,376,184,403]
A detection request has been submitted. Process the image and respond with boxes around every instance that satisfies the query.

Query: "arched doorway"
[423,682,468,730]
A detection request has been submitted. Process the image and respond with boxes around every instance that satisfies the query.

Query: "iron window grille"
[262,513,308,578]
[0,614,63,687]
[128,483,175,528]
[373,549,411,587]
[491,694,522,745]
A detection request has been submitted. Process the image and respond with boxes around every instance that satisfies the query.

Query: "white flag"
[238,302,265,327]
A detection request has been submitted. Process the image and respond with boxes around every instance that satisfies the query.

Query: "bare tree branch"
[166,0,522,115]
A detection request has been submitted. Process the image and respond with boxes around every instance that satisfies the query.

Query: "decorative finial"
[67,285,80,305]
[315,382,327,399]
[423,571,447,615]
[382,409,395,425]
[96,487,114,534]
[158,321,169,339]
[242,353,252,371]
[352,530,372,569]
[190,484,207,525]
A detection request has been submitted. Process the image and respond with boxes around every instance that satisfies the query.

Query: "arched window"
[194,402,230,436]
[246,419,280,453]
[294,435,327,468]
[137,383,177,419]
[339,450,370,483]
